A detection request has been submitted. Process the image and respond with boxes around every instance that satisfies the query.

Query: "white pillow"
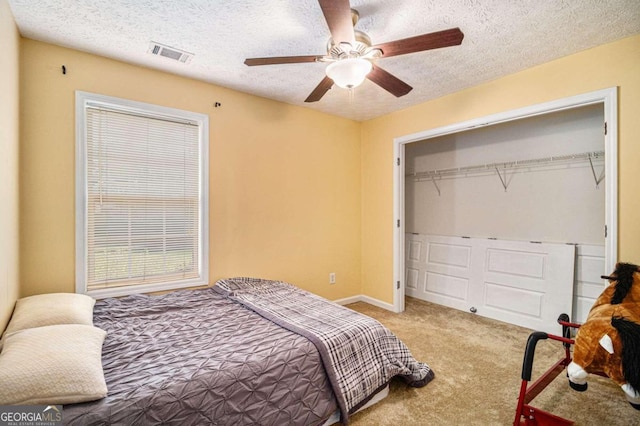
[2,293,95,338]
[0,324,107,405]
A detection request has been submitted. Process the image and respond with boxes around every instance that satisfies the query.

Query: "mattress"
[63,282,433,425]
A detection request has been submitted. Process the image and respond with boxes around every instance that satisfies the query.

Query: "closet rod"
[406,150,605,181]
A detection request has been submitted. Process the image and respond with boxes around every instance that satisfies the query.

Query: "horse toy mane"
[567,262,640,409]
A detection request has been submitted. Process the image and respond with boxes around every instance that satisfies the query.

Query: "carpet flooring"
[343,297,639,425]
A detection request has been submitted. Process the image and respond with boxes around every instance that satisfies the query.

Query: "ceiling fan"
[244,0,464,102]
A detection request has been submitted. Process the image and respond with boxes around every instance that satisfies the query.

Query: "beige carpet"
[343,297,638,425]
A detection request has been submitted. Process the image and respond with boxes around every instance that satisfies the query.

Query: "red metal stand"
[513,315,580,425]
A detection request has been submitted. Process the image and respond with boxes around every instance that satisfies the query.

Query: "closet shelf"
[407,150,604,181]
[406,150,605,194]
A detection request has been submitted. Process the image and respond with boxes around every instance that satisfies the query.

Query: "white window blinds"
[76,92,208,297]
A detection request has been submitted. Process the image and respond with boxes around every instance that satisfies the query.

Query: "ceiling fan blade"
[244,55,324,66]
[305,76,334,102]
[318,0,356,46]
[367,65,412,97]
[373,27,464,58]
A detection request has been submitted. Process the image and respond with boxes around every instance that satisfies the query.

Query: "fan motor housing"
[327,30,372,59]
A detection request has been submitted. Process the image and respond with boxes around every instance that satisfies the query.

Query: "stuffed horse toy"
[567,262,640,409]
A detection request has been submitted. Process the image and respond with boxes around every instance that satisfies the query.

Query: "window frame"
[75,91,209,298]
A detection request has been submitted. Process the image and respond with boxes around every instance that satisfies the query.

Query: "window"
[75,92,209,298]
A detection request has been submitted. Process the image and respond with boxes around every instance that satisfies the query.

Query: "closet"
[403,103,607,331]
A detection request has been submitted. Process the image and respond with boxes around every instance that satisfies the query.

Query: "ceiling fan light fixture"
[325,58,372,89]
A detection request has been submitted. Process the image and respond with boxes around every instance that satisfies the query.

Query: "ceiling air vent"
[148,42,193,63]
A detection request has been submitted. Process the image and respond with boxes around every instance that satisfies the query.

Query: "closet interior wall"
[406,104,604,244]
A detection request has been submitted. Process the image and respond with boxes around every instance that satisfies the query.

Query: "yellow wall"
[361,34,640,303]
[0,0,20,330]
[20,39,362,300]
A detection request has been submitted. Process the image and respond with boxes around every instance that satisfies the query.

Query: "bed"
[1,279,433,425]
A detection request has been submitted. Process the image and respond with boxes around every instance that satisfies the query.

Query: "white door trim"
[392,87,618,313]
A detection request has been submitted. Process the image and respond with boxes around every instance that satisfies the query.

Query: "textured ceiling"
[7,0,640,121]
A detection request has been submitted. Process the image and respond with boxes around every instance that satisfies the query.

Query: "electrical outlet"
[329,273,336,284]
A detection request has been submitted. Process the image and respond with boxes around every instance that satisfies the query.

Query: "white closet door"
[410,235,475,312]
[573,244,606,324]
[405,233,426,295]
[406,234,575,333]
[478,238,575,332]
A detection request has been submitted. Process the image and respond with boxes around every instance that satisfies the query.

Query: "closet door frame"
[392,87,618,313]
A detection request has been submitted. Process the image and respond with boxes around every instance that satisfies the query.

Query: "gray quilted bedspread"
[214,278,434,424]
[63,289,337,425]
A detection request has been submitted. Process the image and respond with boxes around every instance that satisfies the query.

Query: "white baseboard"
[360,295,395,311]
[333,295,395,312]
[333,295,362,305]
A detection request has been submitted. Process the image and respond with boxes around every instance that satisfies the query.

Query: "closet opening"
[392,88,617,332]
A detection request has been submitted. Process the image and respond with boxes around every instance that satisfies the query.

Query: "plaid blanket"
[214,278,434,423]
